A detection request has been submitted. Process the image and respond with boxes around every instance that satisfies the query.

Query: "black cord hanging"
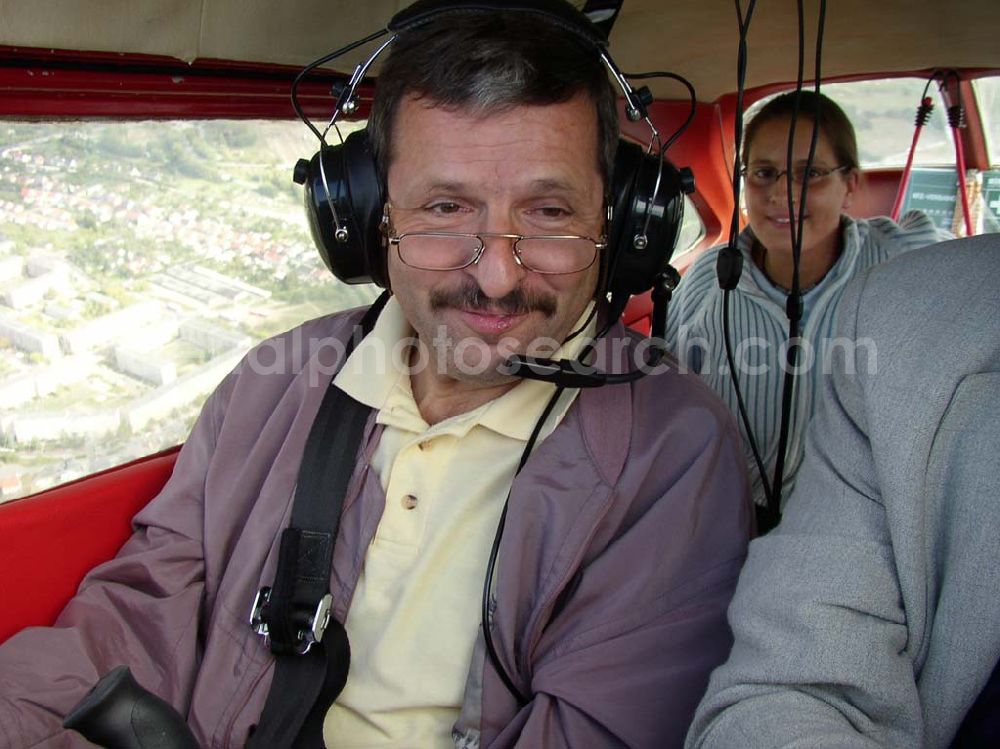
[767,0,828,522]
[717,0,830,532]
[719,0,776,509]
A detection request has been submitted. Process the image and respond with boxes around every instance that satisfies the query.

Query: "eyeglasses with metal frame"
[387,231,606,275]
[741,164,851,187]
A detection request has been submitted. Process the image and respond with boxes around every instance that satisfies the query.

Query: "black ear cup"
[295,129,387,287]
[606,139,688,298]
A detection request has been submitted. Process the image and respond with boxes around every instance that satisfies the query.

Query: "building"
[179,318,251,355]
[0,255,24,283]
[0,354,100,409]
[114,346,177,385]
[0,409,121,444]
[124,347,247,431]
[0,313,61,357]
[59,300,164,354]
[2,266,70,309]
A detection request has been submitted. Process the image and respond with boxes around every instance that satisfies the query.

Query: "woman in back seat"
[665,91,945,520]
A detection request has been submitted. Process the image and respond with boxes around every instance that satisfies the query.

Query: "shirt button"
[418,441,432,451]
[401,494,418,510]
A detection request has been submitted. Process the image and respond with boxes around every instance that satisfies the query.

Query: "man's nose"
[468,234,527,300]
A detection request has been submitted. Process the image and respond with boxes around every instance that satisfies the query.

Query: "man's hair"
[742,91,859,171]
[368,10,619,191]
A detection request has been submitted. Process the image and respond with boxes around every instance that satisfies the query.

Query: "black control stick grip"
[63,666,200,749]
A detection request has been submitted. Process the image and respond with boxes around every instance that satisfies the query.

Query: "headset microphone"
[504,344,664,388]
[503,356,620,388]
[503,265,680,388]
[716,245,744,289]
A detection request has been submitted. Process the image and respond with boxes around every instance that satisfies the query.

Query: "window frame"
[0,45,369,122]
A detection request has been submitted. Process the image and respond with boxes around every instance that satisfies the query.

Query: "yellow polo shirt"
[323,297,594,748]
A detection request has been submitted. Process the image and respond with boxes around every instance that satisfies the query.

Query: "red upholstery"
[848,170,903,221]
[623,293,654,335]
[0,447,179,644]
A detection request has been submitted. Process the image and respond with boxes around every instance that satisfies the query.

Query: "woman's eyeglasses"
[741,164,850,187]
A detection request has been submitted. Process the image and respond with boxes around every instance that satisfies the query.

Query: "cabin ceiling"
[1,0,998,101]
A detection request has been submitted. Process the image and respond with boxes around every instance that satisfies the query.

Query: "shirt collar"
[335,296,596,441]
[335,296,414,415]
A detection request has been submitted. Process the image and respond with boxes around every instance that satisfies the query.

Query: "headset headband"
[304,0,656,150]
[389,0,608,46]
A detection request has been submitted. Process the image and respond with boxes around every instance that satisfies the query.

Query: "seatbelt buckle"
[250,586,272,637]
[299,593,334,654]
[249,586,334,655]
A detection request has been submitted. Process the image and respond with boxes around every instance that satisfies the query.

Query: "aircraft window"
[0,118,377,502]
[673,194,706,261]
[972,77,1000,233]
[747,78,956,169]
[974,76,1000,168]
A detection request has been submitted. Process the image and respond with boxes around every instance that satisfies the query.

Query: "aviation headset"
[292,0,692,334]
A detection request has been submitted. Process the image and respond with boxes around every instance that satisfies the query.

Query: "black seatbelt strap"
[247,292,389,749]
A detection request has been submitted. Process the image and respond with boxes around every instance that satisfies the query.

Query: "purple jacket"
[0,306,751,748]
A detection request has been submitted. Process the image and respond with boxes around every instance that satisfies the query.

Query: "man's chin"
[443,349,521,385]
[447,364,521,387]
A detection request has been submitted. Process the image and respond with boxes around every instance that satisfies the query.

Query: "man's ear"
[841,168,861,210]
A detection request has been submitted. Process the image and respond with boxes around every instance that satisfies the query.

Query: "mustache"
[429,282,557,318]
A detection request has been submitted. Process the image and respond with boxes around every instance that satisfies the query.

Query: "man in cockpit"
[0,2,751,747]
